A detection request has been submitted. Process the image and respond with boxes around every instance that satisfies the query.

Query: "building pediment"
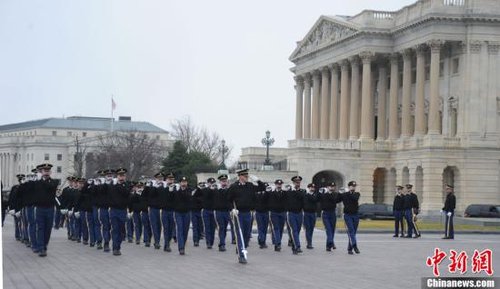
[290,16,359,62]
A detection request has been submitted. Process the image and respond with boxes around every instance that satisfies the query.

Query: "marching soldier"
[408,184,420,238]
[254,181,269,249]
[145,172,164,249]
[442,184,456,239]
[108,168,132,256]
[77,178,96,246]
[341,181,361,255]
[393,185,405,238]
[8,174,25,241]
[59,176,75,240]
[191,182,204,247]
[285,176,305,254]
[161,172,176,251]
[24,169,38,251]
[72,178,84,243]
[91,172,106,250]
[268,179,286,252]
[318,182,341,251]
[228,169,266,263]
[213,174,231,252]
[202,178,217,249]
[32,163,60,257]
[172,176,192,255]
[129,182,150,245]
[302,183,318,250]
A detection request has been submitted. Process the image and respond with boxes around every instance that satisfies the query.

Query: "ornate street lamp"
[261,130,275,166]
[219,139,228,170]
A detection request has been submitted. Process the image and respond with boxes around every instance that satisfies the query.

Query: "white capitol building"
[241,0,500,215]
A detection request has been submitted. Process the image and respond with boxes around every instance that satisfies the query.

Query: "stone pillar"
[303,74,312,139]
[329,64,340,140]
[349,56,360,140]
[377,60,388,140]
[415,44,427,136]
[360,51,374,140]
[339,60,350,140]
[295,76,304,139]
[428,40,443,135]
[401,49,412,137]
[487,42,500,136]
[388,53,400,139]
[312,70,321,139]
[320,67,330,139]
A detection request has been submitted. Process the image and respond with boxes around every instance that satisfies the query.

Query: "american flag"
[111,97,116,111]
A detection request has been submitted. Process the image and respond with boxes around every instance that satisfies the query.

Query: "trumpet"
[283,184,292,191]
[265,185,274,192]
[318,187,328,194]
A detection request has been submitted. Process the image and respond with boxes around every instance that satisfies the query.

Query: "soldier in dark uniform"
[254,181,269,249]
[99,169,114,252]
[318,182,341,251]
[172,176,192,255]
[408,184,421,238]
[72,178,84,243]
[145,172,163,249]
[402,186,414,238]
[59,176,75,240]
[24,169,38,251]
[285,176,305,254]
[130,182,151,246]
[341,181,361,255]
[32,163,60,257]
[228,169,266,263]
[108,168,132,256]
[213,174,231,252]
[268,179,286,252]
[8,174,25,240]
[303,183,318,250]
[91,172,106,250]
[191,181,204,247]
[393,185,405,238]
[202,177,217,249]
[442,184,456,239]
[17,173,33,245]
[161,172,176,251]
[76,178,96,246]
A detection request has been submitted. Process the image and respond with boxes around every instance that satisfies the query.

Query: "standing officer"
[268,179,286,252]
[202,178,217,249]
[161,172,176,251]
[108,168,132,256]
[318,182,341,251]
[32,163,60,257]
[254,182,269,249]
[402,186,414,238]
[213,174,231,252]
[228,169,266,263]
[407,184,421,238]
[393,185,405,238]
[8,174,25,241]
[172,176,192,255]
[442,184,456,239]
[341,181,361,255]
[303,183,318,250]
[285,176,305,254]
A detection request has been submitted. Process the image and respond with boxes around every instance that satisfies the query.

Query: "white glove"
[231,208,239,215]
[249,175,259,182]
[8,210,15,216]
[127,212,132,219]
[74,212,81,219]
[68,210,74,217]
[15,211,21,218]
[113,178,118,185]
[169,185,175,192]
[440,209,444,214]
[447,212,452,217]
[265,186,273,192]
[61,209,68,215]
[175,183,180,190]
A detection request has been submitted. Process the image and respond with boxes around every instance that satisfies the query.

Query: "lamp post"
[219,139,227,170]
[261,130,275,166]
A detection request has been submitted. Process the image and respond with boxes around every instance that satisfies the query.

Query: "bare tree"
[170,116,232,163]
[70,135,88,177]
[91,131,167,180]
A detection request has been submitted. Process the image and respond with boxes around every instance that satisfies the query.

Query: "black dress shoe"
[219,245,226,252]
[90,243,95,247]
[207,245,212,249]
[393,234,398,238]
[77,239,81,243]
[136,241,140,245]
[274,245,281,252]
[326,247,332,252]
[145,243,151,247]
[113,250,121,256]
[348,250,354,255]
[292,249,298,255]
[82,240,88,245]
[194,242,199,247]
[38,250,47,257]
[259,244,268,249]
[154,243,160,249]
[332,245,336,250]
[97,243,103,250]
[179,249,185,255]
[238,257,247,264]
[128,239,133,243]
[103,243,110,252]
[353,246,360,254]
[165,246,172,252]
[296,248,303,253]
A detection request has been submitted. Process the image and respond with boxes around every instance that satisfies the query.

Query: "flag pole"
[111,95,114,133]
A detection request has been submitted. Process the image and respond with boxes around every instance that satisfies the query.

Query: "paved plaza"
[2,218,499,289]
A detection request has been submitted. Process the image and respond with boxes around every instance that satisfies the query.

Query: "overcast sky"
[0,0,415,161]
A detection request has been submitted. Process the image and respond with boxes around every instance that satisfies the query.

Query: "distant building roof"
[0,116,167,133]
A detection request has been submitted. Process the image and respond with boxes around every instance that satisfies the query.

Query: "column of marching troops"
[4,163,456,264]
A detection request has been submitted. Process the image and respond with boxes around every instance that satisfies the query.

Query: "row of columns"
[295,40,444,141]
[0,153,13,188]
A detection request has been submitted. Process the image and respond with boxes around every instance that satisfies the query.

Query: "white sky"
[0,0,415,161]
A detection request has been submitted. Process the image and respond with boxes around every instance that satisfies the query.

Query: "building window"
[67,131,72,136]
[411,69,416,84]
[82,132,87,137]
[57,154,62,161]
[31,153,34,161]
[52,131,57,136]
[156,135,160,140]
[452,58,459,74]
[439,61,444,77]
[57,166,62,173]
[44,153,49,161]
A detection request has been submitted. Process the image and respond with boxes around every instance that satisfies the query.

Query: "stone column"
[415,44,427,136]
[312,70,321,139]
[303,74,312,139]
[339,60,350,140]
[388,53,400,139]
[377,60,388,140]
[329,64,340,140]
[294,76,304,139]
[360,51,374,140]
[401,48,412,137]
[349,56,360,140]
[428,40,443,135]
[320,67,330,139]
